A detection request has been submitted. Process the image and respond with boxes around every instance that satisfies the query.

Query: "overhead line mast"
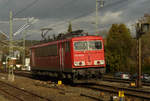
[8,10,15,82]
[95,0,104,34]
[9,11,13,57]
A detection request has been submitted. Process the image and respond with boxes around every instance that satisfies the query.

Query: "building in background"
[0,31,8,68]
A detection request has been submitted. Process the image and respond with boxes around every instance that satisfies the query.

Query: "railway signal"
[136,17,150,88]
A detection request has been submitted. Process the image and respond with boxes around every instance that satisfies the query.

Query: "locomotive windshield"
[74,40,102,51]
[74,41,88,51]
[89,40,102,50]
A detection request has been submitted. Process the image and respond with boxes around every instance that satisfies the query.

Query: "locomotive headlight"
[100,60,105,64]
[74,61,85,66]
[94,60,105,65]
[74,62,79,66]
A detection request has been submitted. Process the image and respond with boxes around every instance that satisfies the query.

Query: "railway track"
[0,80,52,101]
[103,76,150,86]
[5,70,150,86]
[0,70,32,78]
[14,70,33,78]
[2,70,150,100]
[10,71,150,100]
[78,81,150,100]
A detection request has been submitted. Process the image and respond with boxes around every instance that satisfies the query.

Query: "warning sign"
[118,91,124,97]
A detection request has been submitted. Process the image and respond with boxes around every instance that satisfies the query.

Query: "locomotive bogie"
[72,67,105,80]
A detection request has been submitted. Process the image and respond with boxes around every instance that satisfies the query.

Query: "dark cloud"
[0,0,95,19]
[0,0,150,40]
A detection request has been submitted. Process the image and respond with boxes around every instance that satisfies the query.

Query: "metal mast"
[22,31,26,69]
[95,0,104,33]
[8,10,15,82]
[9,11,13,57]
[96,0,99,33]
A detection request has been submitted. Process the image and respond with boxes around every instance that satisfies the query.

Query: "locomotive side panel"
[31,43,60,72]
[62,41,73,72]
[31,40,73,74]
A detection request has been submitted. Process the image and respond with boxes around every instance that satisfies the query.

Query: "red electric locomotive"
[30,33,106,80]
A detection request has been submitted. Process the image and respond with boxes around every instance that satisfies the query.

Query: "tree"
[106,24,133,72]
[67,21,72,33]
[138,14,150,73]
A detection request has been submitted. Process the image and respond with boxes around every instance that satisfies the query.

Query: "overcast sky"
[0,0,150,40]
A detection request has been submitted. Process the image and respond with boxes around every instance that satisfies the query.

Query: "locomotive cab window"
[74,41,88,51]
[89,40,102,50]
[74,40,102,51]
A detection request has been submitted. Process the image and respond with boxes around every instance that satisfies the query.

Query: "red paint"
[30,35,106,73]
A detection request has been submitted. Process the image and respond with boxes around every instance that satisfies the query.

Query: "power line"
[13,0,39,17]
[45,0,128,30]
[0,0,9,9]
[16,0,127,36]
[17,0,129,39]
[55,0,78,10]
[48,0,80,19]
[13,0,76,18]
[44,4,94,28]
[100,0,129,10]
[12,0,77,31]
[44,7,94,29]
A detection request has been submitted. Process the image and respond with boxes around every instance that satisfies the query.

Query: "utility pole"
[22,30,26,69]
[95,0,104,34]
[9,11,13,58]
[8,10,15,82]
[95,0,99,33]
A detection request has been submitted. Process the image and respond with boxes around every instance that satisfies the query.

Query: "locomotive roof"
[30,35,103,49]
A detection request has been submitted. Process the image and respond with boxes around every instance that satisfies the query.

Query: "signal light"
[79,62,82,65]
[94,60,105,65]
[97,61,100,64]
[74,61,85,66]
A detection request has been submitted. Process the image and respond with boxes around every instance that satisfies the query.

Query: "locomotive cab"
[71,36,106,79]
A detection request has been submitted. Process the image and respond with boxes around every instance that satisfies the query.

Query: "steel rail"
[103,76,150,86]
[79,82,150,100]
[0,80,52,101]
